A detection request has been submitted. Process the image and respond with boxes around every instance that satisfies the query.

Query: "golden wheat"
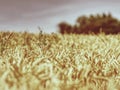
[0,31,120,90]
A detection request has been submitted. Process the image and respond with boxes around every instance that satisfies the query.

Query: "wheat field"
[0,31,120,90]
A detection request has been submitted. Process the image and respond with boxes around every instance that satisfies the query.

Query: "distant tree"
[76,13,120,34]
[58,13,120,34]
[58,22,72,34]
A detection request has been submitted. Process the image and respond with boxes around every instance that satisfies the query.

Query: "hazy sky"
[0,0,120,33]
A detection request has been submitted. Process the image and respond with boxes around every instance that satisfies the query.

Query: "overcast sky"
[0,0,120,33]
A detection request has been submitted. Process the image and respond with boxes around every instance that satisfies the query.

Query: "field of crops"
[0,32,120,90]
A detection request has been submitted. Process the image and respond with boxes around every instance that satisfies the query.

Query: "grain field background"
[0,32,120,90]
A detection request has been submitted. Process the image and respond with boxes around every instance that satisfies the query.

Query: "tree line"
[58,13,120,34]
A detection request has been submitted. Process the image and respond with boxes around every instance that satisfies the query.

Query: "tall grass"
[0,31,120,90]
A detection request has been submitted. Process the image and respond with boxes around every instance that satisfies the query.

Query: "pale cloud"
[0,0,120,33]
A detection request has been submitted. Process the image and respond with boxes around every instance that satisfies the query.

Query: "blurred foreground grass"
[0,32,120,90]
